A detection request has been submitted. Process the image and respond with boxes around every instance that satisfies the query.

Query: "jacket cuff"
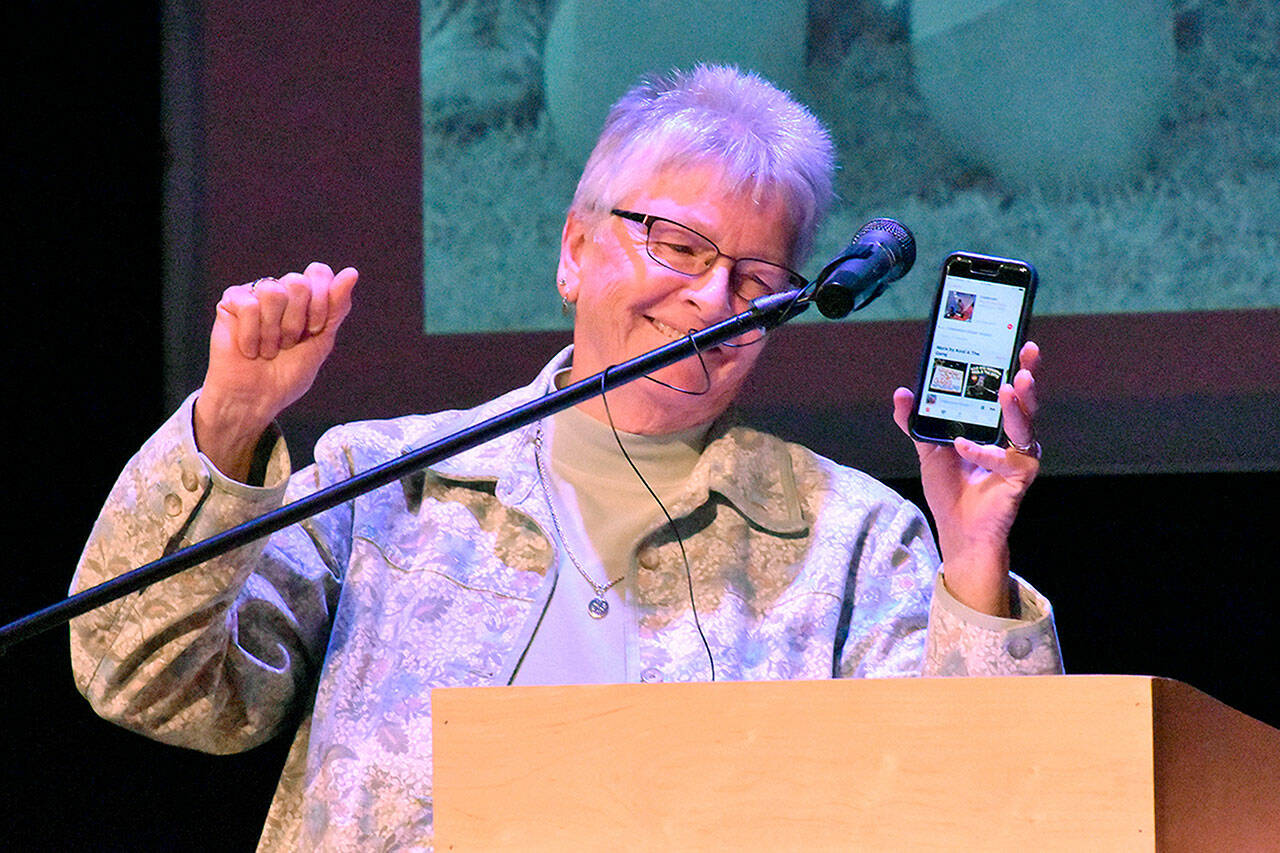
[924,570,1063,676]
[183,390,291,497]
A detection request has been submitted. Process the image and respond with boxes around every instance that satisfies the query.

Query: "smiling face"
[558,164,798,434]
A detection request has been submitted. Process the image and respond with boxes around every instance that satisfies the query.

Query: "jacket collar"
[685,422,808,535]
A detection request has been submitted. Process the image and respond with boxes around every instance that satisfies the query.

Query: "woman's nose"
[683,258,737,318]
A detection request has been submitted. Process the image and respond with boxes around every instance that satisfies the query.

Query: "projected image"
[420,0,1280,334]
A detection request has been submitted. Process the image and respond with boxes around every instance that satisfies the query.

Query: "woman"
[71,65,1059,850]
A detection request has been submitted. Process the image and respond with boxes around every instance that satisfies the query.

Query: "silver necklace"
[532,423,626,619]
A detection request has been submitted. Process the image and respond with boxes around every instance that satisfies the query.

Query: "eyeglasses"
[611,209,806,306]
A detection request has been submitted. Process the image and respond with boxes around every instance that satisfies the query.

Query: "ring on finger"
[1006,436,1042,460]
[249,275,277,292]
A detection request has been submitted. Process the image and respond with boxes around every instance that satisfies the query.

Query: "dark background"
[5,4,1278,850]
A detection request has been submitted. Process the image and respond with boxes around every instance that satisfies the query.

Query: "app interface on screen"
[917,274,1027,428]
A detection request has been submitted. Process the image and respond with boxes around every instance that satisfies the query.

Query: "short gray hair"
[570,64,835,263]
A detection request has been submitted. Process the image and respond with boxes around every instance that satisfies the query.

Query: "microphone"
[812,218,916,318]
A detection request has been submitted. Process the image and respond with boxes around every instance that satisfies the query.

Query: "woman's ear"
[557,210,588,303]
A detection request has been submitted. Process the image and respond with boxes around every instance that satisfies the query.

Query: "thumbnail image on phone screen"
[909,252,1037,446]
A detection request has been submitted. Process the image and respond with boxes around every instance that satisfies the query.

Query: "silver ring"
[1007,437,1042,460]
[249,276,277,292]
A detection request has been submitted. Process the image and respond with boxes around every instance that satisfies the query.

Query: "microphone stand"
[0,289,812,653]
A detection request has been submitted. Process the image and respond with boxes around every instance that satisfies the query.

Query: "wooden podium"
[432,676,1280,850]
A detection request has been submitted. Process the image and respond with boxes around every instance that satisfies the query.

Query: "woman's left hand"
[892,341,1043,617]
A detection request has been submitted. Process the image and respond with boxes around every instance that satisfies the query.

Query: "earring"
[559,279,573,316]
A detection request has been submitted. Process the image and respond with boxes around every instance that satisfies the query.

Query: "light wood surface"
[432,676,1280,851]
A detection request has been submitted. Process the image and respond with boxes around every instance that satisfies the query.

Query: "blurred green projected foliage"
[421,0,1280,334]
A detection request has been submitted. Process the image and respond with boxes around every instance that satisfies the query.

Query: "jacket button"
[640,667,663,683]
[637,549,659,570]
[1005,637,1033,660]
[163,493,184,517]
[181,468,200,492]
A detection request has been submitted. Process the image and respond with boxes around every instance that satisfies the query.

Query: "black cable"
[640,329,713,394]
[600,365,717,682]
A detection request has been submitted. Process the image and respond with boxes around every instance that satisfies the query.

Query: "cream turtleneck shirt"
[512,400,709,685]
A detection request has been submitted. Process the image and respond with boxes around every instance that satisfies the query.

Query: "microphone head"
[814,218,916,318]
[854,217,916,274]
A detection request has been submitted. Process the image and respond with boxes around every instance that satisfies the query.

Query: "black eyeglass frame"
[610,209,808,302]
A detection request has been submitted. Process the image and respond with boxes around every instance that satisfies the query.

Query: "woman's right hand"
[193,262,358,480]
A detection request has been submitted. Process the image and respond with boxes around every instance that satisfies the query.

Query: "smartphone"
[909,251,1037,445]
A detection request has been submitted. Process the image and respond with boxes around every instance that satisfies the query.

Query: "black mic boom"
[812,218,916,318]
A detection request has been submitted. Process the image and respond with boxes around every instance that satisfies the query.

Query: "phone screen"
[911,254,1035,444]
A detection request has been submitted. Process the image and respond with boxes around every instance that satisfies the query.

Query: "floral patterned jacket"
[69,347,1061,851]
